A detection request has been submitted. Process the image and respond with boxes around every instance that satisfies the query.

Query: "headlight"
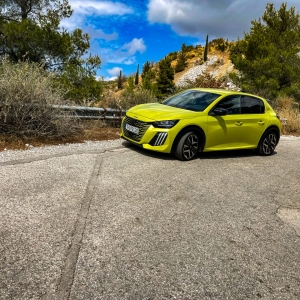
[152,120,179,128]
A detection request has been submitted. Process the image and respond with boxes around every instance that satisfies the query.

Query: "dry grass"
[0,121,120,152]
[274,96,300,136]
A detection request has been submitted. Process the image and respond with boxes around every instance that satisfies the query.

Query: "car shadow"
[121,141,278,161]
[121,141,176,161]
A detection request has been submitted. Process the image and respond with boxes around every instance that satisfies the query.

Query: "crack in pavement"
[0,146,129,166]
[53,155,103,299]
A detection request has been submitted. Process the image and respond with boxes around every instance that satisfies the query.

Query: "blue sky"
[61,0,300,80]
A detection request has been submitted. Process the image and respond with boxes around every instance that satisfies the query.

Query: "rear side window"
[242,96,265,114]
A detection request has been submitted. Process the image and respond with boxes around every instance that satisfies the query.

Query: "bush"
[184,73,225,89]
[100,90,122,109]
[0,60,81,138]
[272,96,300,135]
[120,87,157,109]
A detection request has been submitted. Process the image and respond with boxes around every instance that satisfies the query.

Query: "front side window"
[242,96,265,114]
[214,96,241,114]
[163,91,220,112]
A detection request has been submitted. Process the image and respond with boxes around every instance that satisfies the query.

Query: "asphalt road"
[0,137,300,299]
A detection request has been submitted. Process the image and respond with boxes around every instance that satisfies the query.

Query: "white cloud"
[84,26,118,41]
[69,0,133,16]
[61,1,133,31]
[107,67,123,76]
[97,38,146,65]
[121,38,147,55]
[147,0,300,40]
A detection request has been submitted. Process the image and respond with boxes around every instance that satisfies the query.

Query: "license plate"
[125,123,139,134]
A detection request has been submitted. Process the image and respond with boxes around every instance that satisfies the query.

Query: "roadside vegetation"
[0,1,299,151]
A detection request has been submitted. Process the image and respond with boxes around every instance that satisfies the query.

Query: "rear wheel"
[175,131,199,161]
[257,130,278,156]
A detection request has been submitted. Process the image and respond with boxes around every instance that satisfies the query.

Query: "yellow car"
[120,88,281,160]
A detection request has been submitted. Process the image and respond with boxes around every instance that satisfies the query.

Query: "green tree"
[230,3,300,98]
[175,50,188,73]
[126,75,135,94]
[58,54,102,103]
[156,57,175,98]
[141,71,152,91]
[117,70,123,90]
[203,34,209,62]
[135,64,139,85]
[0,0,83,68]
[141,61,151,78]
[0,0,102,102]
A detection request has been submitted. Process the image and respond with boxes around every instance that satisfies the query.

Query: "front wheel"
[257,130,278,156]
[175,131,199,161]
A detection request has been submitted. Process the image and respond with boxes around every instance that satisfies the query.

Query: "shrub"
[272,96,300,135]
[100,90,122,109]
[120,87,157,109]
[0,60,81,138]
[184,72,225,89]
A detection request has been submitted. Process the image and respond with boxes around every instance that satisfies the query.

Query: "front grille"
[123,116,151,142]
[149,132,168,146]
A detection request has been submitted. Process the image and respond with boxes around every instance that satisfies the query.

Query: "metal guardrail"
[52,105,126,120]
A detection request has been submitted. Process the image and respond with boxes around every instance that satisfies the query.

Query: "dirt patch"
[0,126,120,152]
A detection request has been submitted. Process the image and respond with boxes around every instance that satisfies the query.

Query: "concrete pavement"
[1,138,300,299]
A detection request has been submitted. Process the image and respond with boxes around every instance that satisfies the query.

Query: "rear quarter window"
[242,96,265,114]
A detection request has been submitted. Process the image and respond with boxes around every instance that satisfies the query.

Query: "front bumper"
[120,116,177,153]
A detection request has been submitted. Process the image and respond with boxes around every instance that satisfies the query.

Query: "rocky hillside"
[173,48,238,90]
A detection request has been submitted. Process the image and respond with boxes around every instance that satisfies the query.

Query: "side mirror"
[210,107,228,116]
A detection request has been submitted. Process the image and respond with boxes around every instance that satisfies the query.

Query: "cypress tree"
[203,34,209,62]
[117,70,123,89]
[135,64,139,85]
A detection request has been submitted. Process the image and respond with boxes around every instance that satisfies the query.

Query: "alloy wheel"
[182,134,199,160]
[262,132,277,155]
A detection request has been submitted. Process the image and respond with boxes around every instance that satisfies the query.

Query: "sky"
[60,0,300,81]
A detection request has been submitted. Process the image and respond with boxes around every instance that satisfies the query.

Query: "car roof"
[188,88,263,98]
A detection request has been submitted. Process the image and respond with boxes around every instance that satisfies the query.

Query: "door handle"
[235,121,243,126]
[258,121,265,125]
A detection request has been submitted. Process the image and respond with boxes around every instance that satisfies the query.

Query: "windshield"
[163,90,220,112]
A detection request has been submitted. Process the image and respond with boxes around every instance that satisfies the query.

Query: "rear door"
[239,96,269,148]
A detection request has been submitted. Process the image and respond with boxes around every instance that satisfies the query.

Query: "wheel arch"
[171,125,206,154]
[259,125,281,146]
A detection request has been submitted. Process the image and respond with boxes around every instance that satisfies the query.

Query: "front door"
[205,96,244,151]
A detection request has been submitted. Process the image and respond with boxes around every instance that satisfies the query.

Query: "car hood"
[126,103,200,121]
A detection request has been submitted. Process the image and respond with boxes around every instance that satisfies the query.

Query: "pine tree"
[142,71,152,91]
[156,57,175,98]
[175,51,188,73]
[117,70,123,90]
[203,35,209,62]
[126,75,135,93]
[141,61,151,79]
[0,0,102,103]
[135,64,139,85]
[230,3,300,98]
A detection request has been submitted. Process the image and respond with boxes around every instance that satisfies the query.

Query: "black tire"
[257,130,278,156]
[175,131,199,161]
